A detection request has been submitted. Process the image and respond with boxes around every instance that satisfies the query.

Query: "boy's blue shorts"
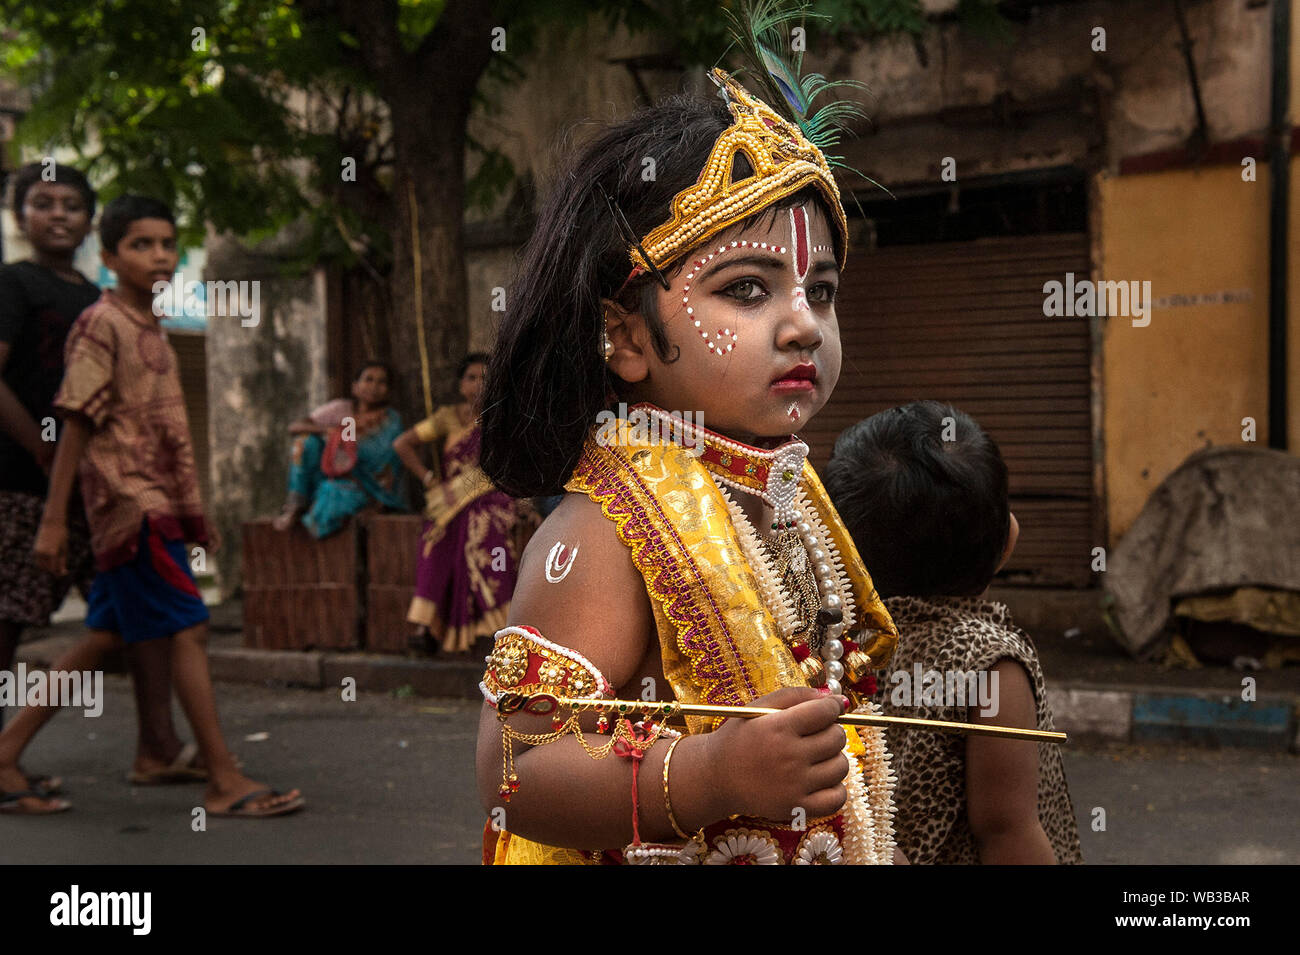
[84,520,209,643]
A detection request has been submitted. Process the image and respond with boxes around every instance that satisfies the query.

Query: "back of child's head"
[99,195,175,253]
[825,401,1010,599]
[480,95,841,498]
[10,162,97,220]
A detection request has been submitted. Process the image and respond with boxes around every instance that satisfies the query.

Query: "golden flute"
[495,693,1066,744]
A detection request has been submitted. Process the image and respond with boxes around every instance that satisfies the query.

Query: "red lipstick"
[771,363,818,393]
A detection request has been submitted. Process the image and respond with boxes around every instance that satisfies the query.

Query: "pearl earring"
[602,311,615,362]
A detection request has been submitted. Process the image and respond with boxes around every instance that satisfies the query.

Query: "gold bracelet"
[662,734,691,840]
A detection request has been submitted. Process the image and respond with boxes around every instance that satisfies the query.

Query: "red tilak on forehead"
[790,205,811,283]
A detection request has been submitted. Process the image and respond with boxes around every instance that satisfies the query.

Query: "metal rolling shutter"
[804,233,1095,586]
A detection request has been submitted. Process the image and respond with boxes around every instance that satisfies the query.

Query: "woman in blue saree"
[273,361,406,537]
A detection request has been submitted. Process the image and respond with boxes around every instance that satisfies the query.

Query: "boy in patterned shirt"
[0,196,302,818]
[825,401,1081,864]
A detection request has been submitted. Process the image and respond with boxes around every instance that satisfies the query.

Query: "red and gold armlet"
[481,626,676,803]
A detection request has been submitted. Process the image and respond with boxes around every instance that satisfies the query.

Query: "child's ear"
[601,300,649,384]
[996,511,1020,572]
[99,244,117,271]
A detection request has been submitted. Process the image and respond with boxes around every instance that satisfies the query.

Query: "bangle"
[662,735,691,840]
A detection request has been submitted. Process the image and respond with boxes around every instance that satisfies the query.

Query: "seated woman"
[273,361,406,537]
[392,354,526,655]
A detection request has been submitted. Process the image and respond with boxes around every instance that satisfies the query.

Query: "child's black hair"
[10,162,97,220]
[457,352,489,380]
[98,195,175,253]
[481,94,842,497]
[824,401,1011,598]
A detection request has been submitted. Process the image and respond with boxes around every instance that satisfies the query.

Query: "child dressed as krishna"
[475,3,903,864]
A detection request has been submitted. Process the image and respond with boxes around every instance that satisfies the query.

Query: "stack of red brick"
[242,514,423,652]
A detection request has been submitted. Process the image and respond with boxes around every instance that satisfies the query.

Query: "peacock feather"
[718,0,879,186]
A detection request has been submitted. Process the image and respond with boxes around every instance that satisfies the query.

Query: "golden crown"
[629,68,849,274]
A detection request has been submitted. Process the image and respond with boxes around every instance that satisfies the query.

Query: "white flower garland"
[857,701,898,864]
[714,478,801,644]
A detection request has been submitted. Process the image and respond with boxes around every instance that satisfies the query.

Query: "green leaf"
[397,0,448,52]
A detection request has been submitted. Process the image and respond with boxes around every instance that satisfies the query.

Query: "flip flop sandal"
[0,789,72,815]
[209,788,305,819]
[127,742,210,785]
[26,774,63,796]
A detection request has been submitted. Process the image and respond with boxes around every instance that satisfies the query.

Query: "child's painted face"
[102,217,179,297]
[458,362,486,408]
[352,366,390,406]
[619,201,842,444]
[20,182,93,257]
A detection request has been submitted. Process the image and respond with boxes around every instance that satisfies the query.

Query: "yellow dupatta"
[491,418,897,864]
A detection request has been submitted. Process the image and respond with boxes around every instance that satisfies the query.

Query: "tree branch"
[303,0,405,87]
[295,0,372,77]
[411,0,500,103]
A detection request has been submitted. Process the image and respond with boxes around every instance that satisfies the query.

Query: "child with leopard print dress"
[826,401,1082,864]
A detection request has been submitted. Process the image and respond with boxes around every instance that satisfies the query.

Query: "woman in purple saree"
[392,355,523,654]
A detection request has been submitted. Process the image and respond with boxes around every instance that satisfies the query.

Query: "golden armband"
[481,626,676,803]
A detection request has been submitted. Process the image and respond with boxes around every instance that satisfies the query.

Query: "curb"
[18,638,1299,753]
[205,646,1300,754]
[206,646,486,700]
[1045,684,1297,752]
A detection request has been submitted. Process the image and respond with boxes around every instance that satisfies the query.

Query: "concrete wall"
[465,244,517,354]
[834,0,1275,184]
[468,19,675,213]
[204,229,329,595]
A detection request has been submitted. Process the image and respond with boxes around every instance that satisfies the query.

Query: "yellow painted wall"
[1099,163,1280,541]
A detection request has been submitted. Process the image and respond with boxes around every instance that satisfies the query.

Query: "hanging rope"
[408,179,434,418]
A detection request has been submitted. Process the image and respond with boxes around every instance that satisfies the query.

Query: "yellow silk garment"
[491,418,897,864]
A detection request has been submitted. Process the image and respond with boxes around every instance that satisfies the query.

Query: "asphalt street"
[2,675,1297,865]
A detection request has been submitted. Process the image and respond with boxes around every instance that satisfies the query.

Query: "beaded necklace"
[633,404,862,695]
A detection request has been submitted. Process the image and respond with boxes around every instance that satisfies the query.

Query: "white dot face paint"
[544,541,579,584]
[680,239,786,358]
